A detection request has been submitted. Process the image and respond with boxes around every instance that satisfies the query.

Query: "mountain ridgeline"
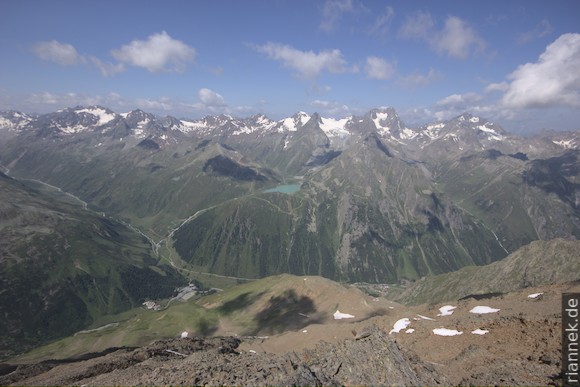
[1,106,579,286]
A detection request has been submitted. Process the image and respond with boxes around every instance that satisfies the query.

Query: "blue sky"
[1,0,579,133]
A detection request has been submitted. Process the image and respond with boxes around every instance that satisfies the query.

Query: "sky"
[1,0,579,133]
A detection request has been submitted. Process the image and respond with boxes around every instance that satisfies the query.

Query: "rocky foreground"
[0,326,443,386]
[1,280,575,386]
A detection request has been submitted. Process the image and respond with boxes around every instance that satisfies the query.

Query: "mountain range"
[0,105,578,355]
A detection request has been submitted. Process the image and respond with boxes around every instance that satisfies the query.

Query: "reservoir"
[264,183,301,194]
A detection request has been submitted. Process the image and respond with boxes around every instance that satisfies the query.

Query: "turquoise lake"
[264,184,301,194]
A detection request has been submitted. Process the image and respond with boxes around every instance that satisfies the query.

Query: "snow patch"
[179,119,209,133]
[433,328,463,336]
[553,139,577,149]
[471,329,489,335]
[76,107,116,126]
[424,123,444,139]
[389,318,411,334]
[372,112,390,133]
[281,117,299,132]
[476,124,504,141]
[180,331,188,338]
[59,124,89,134]
[333,310,355,320]
[469,306,500,314]
[405,328,415,334]
[400,127,418,140]
[417,314,435,321]
[527,292,544,299]
[437,305,456,316]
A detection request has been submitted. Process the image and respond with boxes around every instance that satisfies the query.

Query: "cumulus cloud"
[365,56,396,80]
[32,40,85,66]
[251,42,348,79]
[434,16,486,59]
[501,33,580,108]
[399,12,485,59]
[198,88,226,107]
[111,31,195,72]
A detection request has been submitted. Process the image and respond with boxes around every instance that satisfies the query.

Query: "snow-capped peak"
[319,116,351,138]
[74,106,116,126]
[0,111,33,131]
[279,111,311,132]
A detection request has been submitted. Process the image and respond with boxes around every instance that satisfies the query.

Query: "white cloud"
[365,56,396,80]
[431,92,493,121]
[111,31,195,72]
[399,13,485,59]
[89,57,125,77]
[398,11,434,40]
[310,99,352,116]
[320,0,358,33]
[433,16,486,59]
[502,33,580,108]
[369,6,395,37]
[400,68,441,87]
[436,92,482,108]
[484,82,509,93]
[517,19,553,44]
[135,97,175,111]
[198,88,226,107]
[25,91,120,110]
[32,40,85,66]
[251,42,348,79]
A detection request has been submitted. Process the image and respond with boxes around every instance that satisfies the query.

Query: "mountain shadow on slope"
[203,155,267,181]
[136,138,160,150]
[367,134,393,157]
[306,150,342,167]
[523,151,580,208]
[253,289,319,335]
[460,149,528,162]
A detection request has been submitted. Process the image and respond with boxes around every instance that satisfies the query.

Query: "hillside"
[0,172,185,358]
[9,274,390,363]
[394,238,580,305]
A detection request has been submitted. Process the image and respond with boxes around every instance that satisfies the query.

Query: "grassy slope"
[11,274,378,363]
